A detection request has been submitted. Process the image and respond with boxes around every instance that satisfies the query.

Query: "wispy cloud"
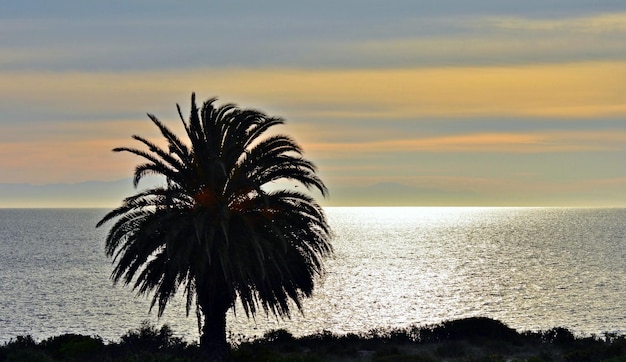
[0,138,133,183]
[306,130,626,154]
[2,61,624,184]
[2,4,626,206]
[2,61,625,122]
[0,118,169,183]
[4,11,626,71]
[482,12,626,33]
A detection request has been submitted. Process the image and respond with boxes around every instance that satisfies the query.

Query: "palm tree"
[96,93,332,359]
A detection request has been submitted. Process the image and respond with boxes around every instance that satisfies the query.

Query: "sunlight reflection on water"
[0,207,624,343]
[228,207,626,339]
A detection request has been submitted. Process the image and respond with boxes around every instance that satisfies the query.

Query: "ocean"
[0,207,624,344]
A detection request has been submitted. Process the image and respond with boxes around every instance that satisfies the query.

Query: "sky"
[1,1,626,207]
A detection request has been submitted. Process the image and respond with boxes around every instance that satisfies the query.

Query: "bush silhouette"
[39,334,104,360]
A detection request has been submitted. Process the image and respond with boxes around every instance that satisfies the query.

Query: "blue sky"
[1,1,626,206]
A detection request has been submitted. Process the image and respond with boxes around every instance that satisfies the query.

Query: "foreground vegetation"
[1,317,624,361]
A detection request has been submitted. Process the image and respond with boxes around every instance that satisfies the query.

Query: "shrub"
[263,329,294,344]
[1,335,49,362]
[119,320,186,352]
[39,334,104,360]
[6,335,37,349]
[438,317,520,342]
[541,327,576,345]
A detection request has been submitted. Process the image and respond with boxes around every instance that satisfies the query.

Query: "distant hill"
[326,182,479,206]
[6,179,616,208]
[0,179,478,208]
[0,178,163,208]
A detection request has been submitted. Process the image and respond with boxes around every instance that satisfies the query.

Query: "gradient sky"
[1,1,626,207]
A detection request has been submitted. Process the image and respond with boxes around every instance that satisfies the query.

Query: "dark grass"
[1,317,625,361]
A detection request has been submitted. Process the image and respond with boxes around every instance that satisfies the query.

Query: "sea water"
[0,207,624,344]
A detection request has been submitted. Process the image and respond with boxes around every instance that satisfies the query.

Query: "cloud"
[5,10,626,72]
[338,12,626,68]
[0,138,135,184]
[2,61,625,123]
[0,118,173,183]
[482,12,626,33]
[1,61,624,185]
[305,130,626,154]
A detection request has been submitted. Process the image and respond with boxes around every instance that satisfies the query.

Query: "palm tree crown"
[97,94,332,357]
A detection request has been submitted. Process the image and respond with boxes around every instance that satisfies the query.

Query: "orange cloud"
[0,118,175,183]
[1,61,625,120]
[0,138,136,183]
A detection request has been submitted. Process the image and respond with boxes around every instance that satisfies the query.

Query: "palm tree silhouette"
[97,94,332,359]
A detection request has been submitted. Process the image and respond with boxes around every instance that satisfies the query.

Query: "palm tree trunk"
[195,260,233,361]
[199,305,230,361]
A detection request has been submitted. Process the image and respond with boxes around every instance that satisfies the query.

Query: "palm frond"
[146,113,190,163]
